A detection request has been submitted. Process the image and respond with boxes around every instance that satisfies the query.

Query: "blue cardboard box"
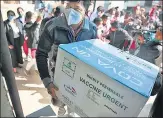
[54,39,159,117]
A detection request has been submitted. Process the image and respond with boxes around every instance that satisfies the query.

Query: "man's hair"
[111,21,120,28]
[7,10,15,16]
[17,7,24,14]
[93,17,102,24]
[115,6,119,10]
[97,6,104,12]
[101,14,108,20]
[54,6,64,16]
[25,11,33,19]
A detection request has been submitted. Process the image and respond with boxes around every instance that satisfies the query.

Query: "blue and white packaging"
[54,39,159,117]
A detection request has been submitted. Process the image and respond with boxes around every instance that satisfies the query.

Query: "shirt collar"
[82,17,90,30]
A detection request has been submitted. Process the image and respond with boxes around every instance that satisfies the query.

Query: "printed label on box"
[62,57,76,79]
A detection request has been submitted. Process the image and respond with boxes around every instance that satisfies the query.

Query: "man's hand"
[47,82,59,99]
[9,45,14,49]
[103,38,110,43]
[36,15,42,23]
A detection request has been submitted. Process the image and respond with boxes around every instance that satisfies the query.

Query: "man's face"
[66,2,85,17]
[18,9,24,16]
[137,6,140,10]
[97,10,104,17]
[102,18,108,25]
[115,11,120,17]
[8,14,16,22]
[97,21,102,27]
[112,9,116,15]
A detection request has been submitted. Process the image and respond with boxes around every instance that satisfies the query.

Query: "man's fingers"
[51,89,58,99]
[54,86,59,91]
[48,87,58,99]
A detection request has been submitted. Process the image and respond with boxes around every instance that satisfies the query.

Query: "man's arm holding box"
[36,20,58,99]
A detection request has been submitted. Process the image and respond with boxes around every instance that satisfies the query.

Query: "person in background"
[133,4,141,16]
[34,0,43,11]
[16,7,25,31]
[84,0,93,19]
[133,15,142,26]
[24,11,42,75]
[43,2,53,18]
[135,28,162,96]
[9,10,24,68]
[149,5,160,22]
[37,1,46,18]
[106,21,133,50]
[121,15,135,36]
[93,17,103,39]
[155,11,160,23]
[106,8,116,22]
[142,19,150,30]
[101,14,111,38]
[115,6,120,12]
[1,11,24,118]
[4,10,18,73]
[112,10,120,22]
[90,6,105,21]
[39,5,65,77]
[119,10,125,24]
[54,6,65,17]
[148,19,156,30]
[93,17,102,27]
[83,0,91,12]
[15,7,25,63]
[39,6,65,35]
[124,11,132,24]
[140,8,146,24]
[36,0,97,116]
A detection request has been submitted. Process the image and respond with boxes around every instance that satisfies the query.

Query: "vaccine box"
[54,39,159,117]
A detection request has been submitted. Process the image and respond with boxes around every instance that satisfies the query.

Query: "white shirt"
[119,16,124,23]
[10,22,20,38]
[101,20,111,37]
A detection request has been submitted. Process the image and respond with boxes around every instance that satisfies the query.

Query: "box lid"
[59,39,159,97]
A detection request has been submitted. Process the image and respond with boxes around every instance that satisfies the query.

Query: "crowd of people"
[91,4,162,51]
[3,0,162,117]
[3,3,64,73]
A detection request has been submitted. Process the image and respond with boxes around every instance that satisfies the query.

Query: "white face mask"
[64,8,83,25]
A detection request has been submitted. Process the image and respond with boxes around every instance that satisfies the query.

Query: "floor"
[15,64,57,116]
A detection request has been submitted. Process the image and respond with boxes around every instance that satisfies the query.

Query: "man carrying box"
[36,0,97,116]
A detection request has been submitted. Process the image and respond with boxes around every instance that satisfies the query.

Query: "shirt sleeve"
[90,12,97,22]
[36,22,54,88]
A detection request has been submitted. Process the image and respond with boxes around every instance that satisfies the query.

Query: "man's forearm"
[36,49,51,88]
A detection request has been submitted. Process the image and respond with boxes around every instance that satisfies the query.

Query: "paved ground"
[14,62,58,117]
